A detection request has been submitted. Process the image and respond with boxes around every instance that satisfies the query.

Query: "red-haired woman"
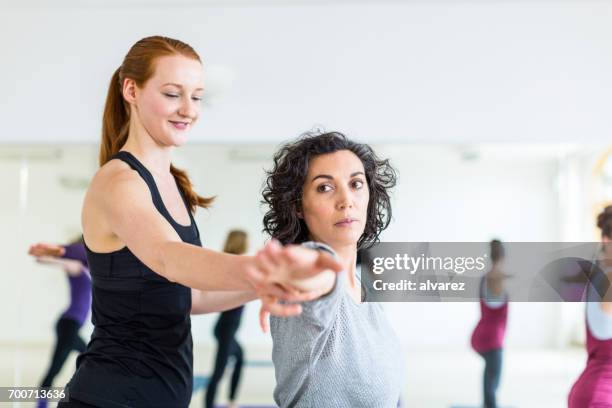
[58,36,340,408]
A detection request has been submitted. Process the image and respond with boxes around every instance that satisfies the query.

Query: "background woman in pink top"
[470,239,508,408]
[568,206,612,408]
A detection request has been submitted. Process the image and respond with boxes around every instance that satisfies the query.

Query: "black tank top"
[67,151,201,408]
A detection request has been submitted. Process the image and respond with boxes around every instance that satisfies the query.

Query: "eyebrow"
[311,171,365,182]
[162,83,204,92]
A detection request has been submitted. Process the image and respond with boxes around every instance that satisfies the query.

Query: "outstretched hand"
[246,240,342,321]
[28,243,65,258]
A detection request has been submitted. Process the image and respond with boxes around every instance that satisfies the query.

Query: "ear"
[122,78,137,104]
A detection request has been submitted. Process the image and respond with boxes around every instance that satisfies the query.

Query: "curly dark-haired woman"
[258,131,405,407]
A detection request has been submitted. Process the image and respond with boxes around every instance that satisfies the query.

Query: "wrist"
[240,255,258,291]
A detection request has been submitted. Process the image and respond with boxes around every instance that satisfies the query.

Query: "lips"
[335,218,358,227]
[169,120,191,130]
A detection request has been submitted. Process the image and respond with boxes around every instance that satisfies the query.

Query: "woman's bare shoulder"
[88,159,143,197]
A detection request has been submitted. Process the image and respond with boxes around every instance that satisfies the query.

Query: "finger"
[276,246,315,280]
[262,299,303,317]
[261,240,286,273]
[259,306,270,333]
[264,239,282,256]
[29,244,44,255]
[245,264,265,285]
[244,265,268,292]
[261,283,295,300]
[282,250,342,281]
[255,250,279,280]
[262,241,282,263]
[281,245,311,264]
[286,288,326,302]
[249,265,299,300]
[266,239,282,253]
[316,252,343,273]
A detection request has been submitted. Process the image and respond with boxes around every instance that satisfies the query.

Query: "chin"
[166,133,189,147]
[173,137,188,147]
[329,235,360,249]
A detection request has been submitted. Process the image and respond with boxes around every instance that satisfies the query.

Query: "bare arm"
[95,170,252,291]
[28,243,65,258]
[85,164,343,314]
[191,289,257,314]
[28,243,84,277]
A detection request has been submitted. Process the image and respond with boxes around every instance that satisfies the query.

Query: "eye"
[192,95,203,102]
[317,184,333,193]
[163,93,180,98]
[352,179,365,189]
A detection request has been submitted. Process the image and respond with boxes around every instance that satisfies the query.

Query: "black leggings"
[204,327,244,408]
[40,317,87,388]
[479,348,503,408]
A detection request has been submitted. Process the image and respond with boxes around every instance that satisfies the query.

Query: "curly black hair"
[262,131,397,249]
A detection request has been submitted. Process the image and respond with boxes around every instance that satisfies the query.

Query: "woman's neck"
[330,244,358,276]
[122,115,173,176]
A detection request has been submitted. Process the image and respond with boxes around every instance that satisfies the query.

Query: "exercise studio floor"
[1,344,584,408]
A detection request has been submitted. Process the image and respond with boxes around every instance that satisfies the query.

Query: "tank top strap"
[111,151,194,233]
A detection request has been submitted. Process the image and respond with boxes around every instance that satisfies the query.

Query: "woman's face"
[133,54,203,147]
[300,149,369,249]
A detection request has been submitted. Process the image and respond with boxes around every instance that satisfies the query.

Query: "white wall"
[0,142,596,350]
[1,1,612,144]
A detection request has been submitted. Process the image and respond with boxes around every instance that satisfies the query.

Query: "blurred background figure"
[568,207,612,408]
[470,239,508,408]
[205,230,248,408]
[27,236,91,408]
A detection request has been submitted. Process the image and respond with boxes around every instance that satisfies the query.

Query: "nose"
[178,96,199,119]
[336,185,354,211]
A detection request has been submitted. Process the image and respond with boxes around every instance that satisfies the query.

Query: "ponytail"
[100,67,130,166]
[170,164,214,212]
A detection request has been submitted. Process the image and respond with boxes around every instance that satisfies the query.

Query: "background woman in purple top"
[28,237,92,408]
[568,206,612,408]
[470,239,508,408]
